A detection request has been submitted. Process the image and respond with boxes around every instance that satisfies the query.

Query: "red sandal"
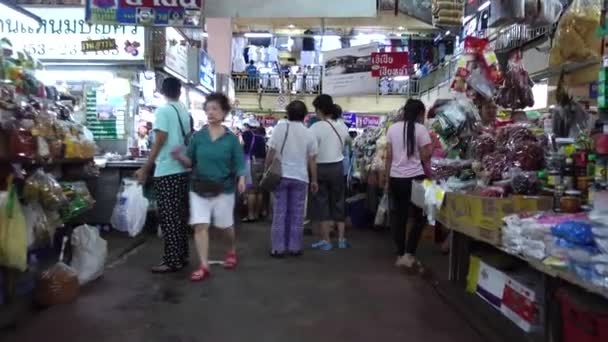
[224,251,238,269]
[190,266,210,282]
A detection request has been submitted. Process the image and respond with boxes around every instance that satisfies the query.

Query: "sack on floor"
[111,179,149,237]
[35,237,79,306]
[71,225,107,285]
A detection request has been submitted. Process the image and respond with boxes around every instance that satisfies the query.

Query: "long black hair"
[402,99,426,158]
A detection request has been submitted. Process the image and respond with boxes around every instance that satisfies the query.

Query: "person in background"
[309,94,351,250]
[480,99,498,129]
[172,92,246,281]
[246,60,258,86]
[241,117,267,222]
[385,99,432,271]
[137,122,151,152]
[267,100,318,257]
[135,77,191,273]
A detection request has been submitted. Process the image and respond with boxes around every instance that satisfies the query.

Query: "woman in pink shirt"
[385,99,432,270]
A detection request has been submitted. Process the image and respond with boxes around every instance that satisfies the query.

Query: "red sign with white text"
[371,52,409,77]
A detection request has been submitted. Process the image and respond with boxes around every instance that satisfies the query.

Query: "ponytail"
[401,99,426,158]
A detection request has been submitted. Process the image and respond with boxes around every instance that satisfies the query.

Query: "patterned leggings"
[155,173,190,267]
[271,178,308,253]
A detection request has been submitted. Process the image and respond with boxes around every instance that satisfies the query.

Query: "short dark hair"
[286,100,308,122]
[161,77,181,99]
[204,92,231,113]
[313,94,340,120]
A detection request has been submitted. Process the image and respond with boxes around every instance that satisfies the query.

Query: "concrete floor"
[2,224,485,342]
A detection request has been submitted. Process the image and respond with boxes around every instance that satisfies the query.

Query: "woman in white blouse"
[309,94,351,251]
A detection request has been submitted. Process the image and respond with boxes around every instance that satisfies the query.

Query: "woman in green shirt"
[173,93,246,282]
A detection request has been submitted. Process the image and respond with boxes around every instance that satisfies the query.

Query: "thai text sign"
[371,52,409,77]
[86,0,203,27]
[0,7,144,61]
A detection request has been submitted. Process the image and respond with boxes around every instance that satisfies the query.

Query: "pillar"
[206,17,233,74]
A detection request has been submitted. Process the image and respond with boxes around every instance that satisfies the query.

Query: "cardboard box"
[439,193,553,245]
[501,272,543,333]
[476,261,509,309]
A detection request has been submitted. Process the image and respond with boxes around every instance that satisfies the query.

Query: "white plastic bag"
[111,179,149,237]
[374,194,389,227]
[71,225,107,285]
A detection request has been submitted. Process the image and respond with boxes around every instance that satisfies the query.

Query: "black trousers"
[155,173,190,267]
[389,176,426,256]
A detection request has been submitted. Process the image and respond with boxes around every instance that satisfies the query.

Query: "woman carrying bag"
[172,93,246,282]
[265,100,318,257]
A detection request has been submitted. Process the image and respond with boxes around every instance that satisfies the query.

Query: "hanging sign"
[371,52,409,77]
[0,7,144,61]
[81,38,117,52]
[199,50,216,92]
[322,43,378,96]
[342,112,357,127]
[358,115,381,127]
[86,0,203,27]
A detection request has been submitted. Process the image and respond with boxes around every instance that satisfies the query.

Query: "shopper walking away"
[135,77,191,273]
[241,117,267,223]
[385,99,432,270]
[267,100,318,257]
[172,93,246,282]
[309,94,350,250]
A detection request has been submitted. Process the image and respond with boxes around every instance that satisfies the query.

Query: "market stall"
[405,6,608,339]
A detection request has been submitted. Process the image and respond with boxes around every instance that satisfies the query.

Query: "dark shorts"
[310,162,345,222]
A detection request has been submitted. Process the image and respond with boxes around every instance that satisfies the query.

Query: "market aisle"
[2,225,484,342]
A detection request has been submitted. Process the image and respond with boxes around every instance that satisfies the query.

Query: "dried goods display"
[496,52,534,110]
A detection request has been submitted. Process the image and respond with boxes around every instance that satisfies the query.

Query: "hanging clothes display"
[302,29,315,51]
[232,37,247,73]
[267,46,279,64]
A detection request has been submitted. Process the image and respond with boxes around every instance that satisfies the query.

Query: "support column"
[206,17,233,74]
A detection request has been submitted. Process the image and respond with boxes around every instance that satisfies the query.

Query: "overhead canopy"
[0,0,42,27]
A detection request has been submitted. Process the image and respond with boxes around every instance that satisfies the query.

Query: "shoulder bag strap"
[170,104,187,141]
[324,120,343,148]
[279,123,290,156]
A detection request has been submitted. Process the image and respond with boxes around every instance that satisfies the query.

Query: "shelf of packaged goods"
[454,231,608,300]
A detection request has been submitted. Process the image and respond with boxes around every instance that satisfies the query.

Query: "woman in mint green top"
[173,93,246,282]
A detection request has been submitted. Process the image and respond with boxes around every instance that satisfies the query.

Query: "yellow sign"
[81,39,117,53]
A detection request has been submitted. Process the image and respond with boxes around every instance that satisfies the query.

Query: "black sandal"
[289,251,303,257]
[242,217,257,223]
[150,262,184,273]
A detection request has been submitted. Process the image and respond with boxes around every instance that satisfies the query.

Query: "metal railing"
[232,72,322,95]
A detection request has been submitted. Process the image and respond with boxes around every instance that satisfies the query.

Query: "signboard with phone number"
[0,7,144,61]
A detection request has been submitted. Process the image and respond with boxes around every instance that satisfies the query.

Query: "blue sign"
[199,50,216,92]
[342,112,357,127]
[85,0,203,27]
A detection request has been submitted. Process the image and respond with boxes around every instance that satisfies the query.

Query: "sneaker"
[338,239,350,249]
[311,240,333,251]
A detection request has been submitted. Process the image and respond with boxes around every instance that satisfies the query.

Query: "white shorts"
[189,192,235,229]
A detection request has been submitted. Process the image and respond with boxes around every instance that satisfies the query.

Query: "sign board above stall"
[199,50,216,92]
[0,7,144,61]
[85,0,203,27]
[164,28,199,83]
[204,0,375,18]
[371,52,409,77]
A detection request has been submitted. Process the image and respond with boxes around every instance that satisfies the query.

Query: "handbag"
[259,124,289,192]
[170,104,192,146]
